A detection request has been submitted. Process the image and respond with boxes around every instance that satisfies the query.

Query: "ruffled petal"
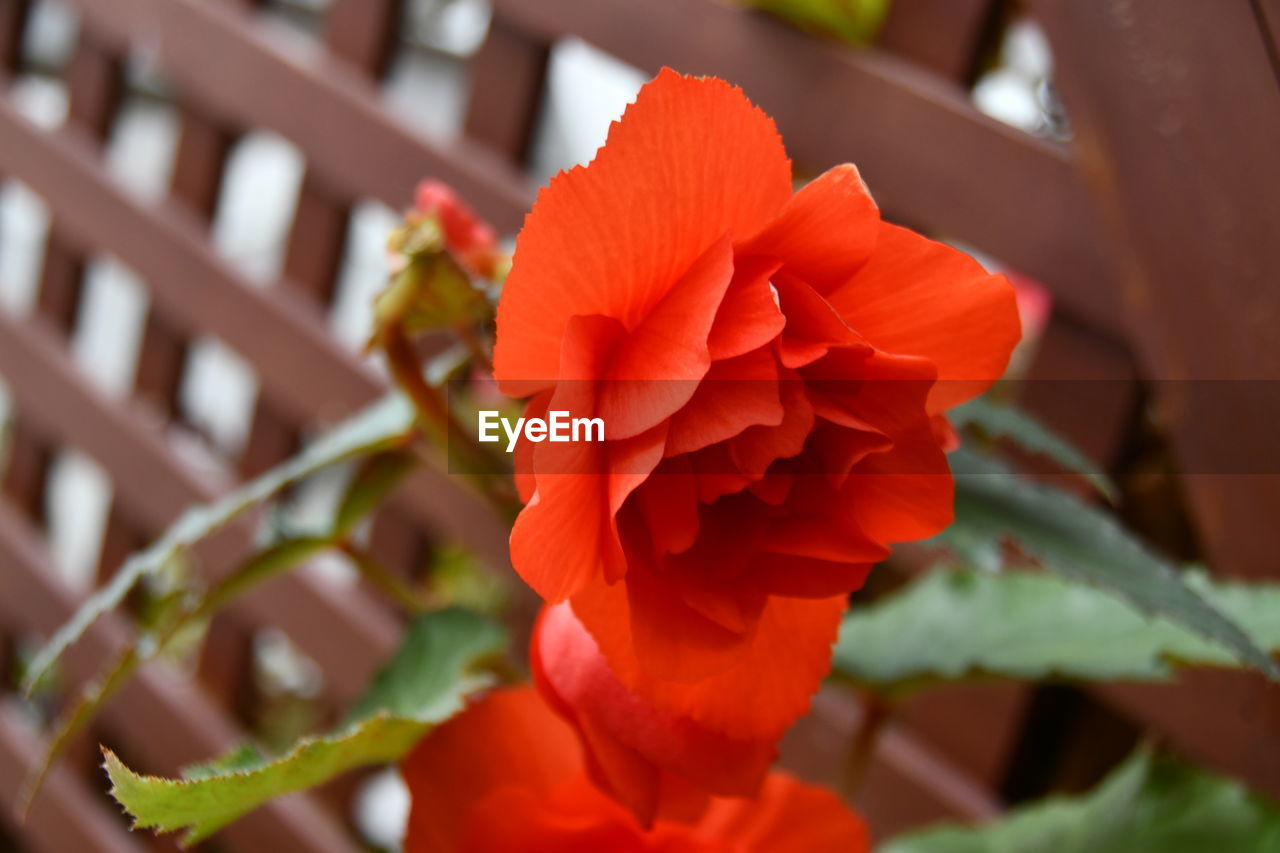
[495,69,792,395]
[512,391,552,503]
[573,587,846,739]
[534,605,775,827]
[737,163,880,294]
[600,235,736,439]
[400,688,582,852]
[665,347,782,456]
[707,256,785,361]
[727,371,814,475]
[748,553,875,598]
[825,221,1020,413]
[632,457,702,556]
[510,315,627,601]
[843,422,954,545]
[693,772,871,852]
[773,274,866,369]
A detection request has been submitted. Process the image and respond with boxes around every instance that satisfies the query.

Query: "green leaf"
[835,569,1280,693]
[934,449,1279,679]
[950,396,1116,500]
[880,750,1280,853]
[343,607,504,724]
[743,0,890,45]
[106,608,504,844]
[24,394,414,692]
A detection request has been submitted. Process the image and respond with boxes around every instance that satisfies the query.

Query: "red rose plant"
[492,66,1019,788]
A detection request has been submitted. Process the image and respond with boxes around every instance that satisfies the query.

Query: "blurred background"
[0,0,1276,850]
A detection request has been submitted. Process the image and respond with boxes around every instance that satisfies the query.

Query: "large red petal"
[737,163,879,294]
[773,274,866,368]
[400,688,582,852]
[495,69,792,395]
[510,315,627,601]
[633,457,702,556]
[513,391,552,504]
[534,605,775,827]
[665,347,782,456]
[727,370,814,475]
[825,221,1020,413]
[748,553,876,598]
[600,234,736,439]
[707,256,785,361]
[843,422,954,545]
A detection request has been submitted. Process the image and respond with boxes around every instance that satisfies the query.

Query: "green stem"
[379,326,517,512]
[453,321,494,377]
[338,542,428,615]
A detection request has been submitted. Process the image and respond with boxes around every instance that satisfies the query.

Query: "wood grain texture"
[1034,0,1280,581]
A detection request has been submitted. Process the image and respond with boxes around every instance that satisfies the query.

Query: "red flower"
[400,687,870,852]
[413,179,500,278]
[493,70,1018,736]
[532,603,778,826]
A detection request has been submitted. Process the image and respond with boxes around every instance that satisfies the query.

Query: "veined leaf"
[950,396,1116,500]
[104,717,426,845]
[24,394,414,692]
[835,569,1280,693]
[107,608,504,844]
[934,449,1279,679]
[881,750,1280,853]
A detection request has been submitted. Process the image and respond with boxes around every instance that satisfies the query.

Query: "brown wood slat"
[1018,315,1139,469]
[238,0,405,482]
[0,307,399,701]
[1257,0,1280,75]
[489,0,1123,339]
[1094,673,1280,799]
[324,0,403,73]
[2,29,129,571]
[132,108,238,421]
[246,0,431,574]
[29,33,123,329]
[782,688,1002,838]
[0,83,513,573]
[238,0,398,471]
[877,0,998,83]
[0,509,362,853]
[95,503,148,585]
[1033,0,1280,582]
[279,176,351,306]
[899,682,1031,790]
[134,0,265,427]
[54,0,530,231]
[33,230,89,328]
[0,702,143,853]
[0,0,28,73]
[463,15,552,163]
[1,420,52,522]
[131,1,266,713]
[0,84,361,436]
